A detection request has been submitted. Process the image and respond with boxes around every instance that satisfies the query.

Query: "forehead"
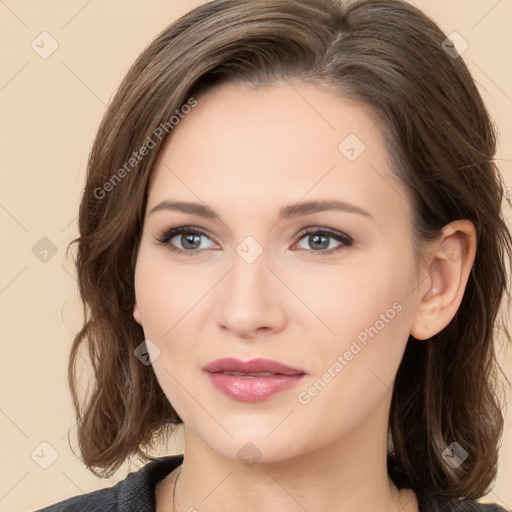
[153,81,382,172]
[147,82,410,226]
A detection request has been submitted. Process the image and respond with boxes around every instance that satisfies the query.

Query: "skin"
[133,81,476,512]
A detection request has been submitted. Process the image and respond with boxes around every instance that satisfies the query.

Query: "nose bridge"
[215,234,284,336]
[226,236,271,303]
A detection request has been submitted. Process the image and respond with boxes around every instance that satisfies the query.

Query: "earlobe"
[410,220,476,340]
[133,302,142,325]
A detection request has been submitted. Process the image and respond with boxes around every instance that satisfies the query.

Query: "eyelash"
[154,225,353,256]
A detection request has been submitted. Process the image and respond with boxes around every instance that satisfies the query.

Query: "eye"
[154,226,218,255]
[293,227,353,254]
[154,225,353,255]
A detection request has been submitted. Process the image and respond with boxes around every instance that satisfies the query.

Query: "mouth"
[203,358,307,402]
[214,371,285,377]
[202,357,306,376]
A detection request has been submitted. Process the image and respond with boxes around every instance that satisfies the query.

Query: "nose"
[215,246,287,340]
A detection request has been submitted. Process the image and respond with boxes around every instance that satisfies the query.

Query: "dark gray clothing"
[35,454,509,511]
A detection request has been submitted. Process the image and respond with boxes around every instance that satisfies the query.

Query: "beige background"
[1,1,511,511]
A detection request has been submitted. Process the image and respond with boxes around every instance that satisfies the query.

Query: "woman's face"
[133,82,424,462]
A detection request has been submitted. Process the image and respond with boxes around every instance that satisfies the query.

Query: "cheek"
[293,267,414,433]
[296,249,416,394]
[134,249,212,337]
[293,250,413,341]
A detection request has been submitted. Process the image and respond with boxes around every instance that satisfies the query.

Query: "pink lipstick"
[203,357,307,402]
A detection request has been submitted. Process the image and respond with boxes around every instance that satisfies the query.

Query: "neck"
[170,396,417,512]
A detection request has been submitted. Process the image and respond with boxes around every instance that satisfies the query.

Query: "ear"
[133,301,142,326]
[410,220,476,340]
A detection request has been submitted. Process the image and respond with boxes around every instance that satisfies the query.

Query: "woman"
[37,0,511,510]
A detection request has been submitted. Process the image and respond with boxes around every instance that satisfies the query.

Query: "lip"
[202,357,306,375]
[203,358,307,403]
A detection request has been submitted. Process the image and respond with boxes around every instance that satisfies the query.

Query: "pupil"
[311,234,328,250]
[183,233,200,249]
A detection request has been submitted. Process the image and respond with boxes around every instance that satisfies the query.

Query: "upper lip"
[203,358,306,376]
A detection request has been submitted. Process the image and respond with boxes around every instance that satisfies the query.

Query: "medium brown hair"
[68,0,512,499]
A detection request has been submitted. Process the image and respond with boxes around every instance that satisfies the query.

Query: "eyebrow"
[149,199,374,221]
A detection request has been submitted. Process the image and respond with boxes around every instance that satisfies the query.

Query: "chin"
[197,426,312,466]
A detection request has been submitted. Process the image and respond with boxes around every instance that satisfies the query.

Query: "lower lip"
[205,372,306,402]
